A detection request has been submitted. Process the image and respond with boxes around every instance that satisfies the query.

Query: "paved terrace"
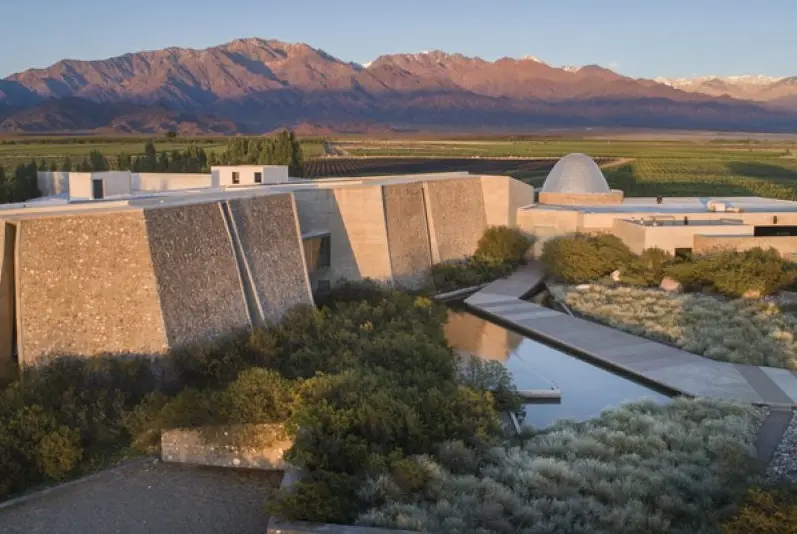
[465,264,797,408]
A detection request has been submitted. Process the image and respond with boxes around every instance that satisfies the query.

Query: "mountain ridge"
[3,38,797,134]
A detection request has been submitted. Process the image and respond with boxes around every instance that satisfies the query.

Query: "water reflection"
[445,311,670,428]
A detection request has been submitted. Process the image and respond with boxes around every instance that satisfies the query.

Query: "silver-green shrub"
[358,399,764,534]
[550,284,797,369]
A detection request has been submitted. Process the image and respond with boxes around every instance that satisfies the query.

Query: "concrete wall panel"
[144,204,249,348]
[481,175,536,228]
[383,183,432,288]
[133,173,212,192]
[425,178,487,262]
[228,194,312,324]
[17,212,168,363]
[334,186,392,281]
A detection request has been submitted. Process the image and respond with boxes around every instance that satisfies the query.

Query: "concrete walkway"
[465,264,797,408]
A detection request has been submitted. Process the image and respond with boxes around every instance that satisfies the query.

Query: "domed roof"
[541,153,610,194]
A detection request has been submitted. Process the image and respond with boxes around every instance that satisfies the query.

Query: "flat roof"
[0,171,477,221]
[529,196,797,214]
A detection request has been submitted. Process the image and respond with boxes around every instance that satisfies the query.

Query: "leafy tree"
[88,150,109,171]
[61,156,73,172]
[115,152,132,171]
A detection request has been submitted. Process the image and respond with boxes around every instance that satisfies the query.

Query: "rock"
[743,289,762,299]
[610,270,621,282]
[659,277,682,292]
[575,284,592,291]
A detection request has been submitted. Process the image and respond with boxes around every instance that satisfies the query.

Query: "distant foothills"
[1,37,797,135]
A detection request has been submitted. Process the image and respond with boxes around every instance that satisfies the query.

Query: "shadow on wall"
[293,189,361,291]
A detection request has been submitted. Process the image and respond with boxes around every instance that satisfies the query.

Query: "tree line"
[0,162,42,204]
[56,131,304,176]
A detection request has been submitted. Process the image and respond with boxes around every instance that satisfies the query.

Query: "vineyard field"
[301,157,601,180]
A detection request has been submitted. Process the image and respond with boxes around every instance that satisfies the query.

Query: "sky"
[2,0,796,79]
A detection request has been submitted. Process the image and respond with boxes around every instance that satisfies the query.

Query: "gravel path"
[0,460,282,534]
[768,410,797,482]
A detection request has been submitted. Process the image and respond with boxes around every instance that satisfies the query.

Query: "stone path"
[0,460,282,534]
[465,264,797,408]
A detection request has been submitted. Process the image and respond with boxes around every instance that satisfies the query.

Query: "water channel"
[445,309,670,428]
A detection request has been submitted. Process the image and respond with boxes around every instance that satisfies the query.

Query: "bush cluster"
[359,398,764,534]
[542,234,797,298]
[431,226,530,293]
[550,284,797,369]
[0,282,516,524]
[540,234,635,284]
[665,247,797,297]
[722,486,797,534]
[0,357,162,497]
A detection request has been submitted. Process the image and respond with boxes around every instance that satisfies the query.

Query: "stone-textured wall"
[17,212,169,364]
[144,203,250,348]
[383,183,432,288]
[538,190,624,206]
[0,224,15,367]
[694,234,797,257]
[228,195,312,324]
[425,178,487,262]
[161,423,292,471]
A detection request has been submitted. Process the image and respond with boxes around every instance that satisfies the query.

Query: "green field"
[333,136,797,200]
[2,134,797,199]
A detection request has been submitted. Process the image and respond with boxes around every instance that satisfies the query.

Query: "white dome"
[541,153,610,194]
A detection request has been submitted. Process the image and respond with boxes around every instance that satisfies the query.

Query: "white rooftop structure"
[541,153,611,194]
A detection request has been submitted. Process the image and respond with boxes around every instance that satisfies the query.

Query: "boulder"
[742,289,762,299]
[575,284,592,291]
[610,270,621,282]
[659,277,682,292]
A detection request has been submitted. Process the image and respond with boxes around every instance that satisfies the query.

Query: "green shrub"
[664,247,797,297]
[540,234,635,283]
[475,226,530,265]
[722,486,797,534]
[313,279,390,308]
[170,333,253,389]
[431,258,513,293]
[359,399,764,534]
[620,247,673,287]
[550,283,797,369]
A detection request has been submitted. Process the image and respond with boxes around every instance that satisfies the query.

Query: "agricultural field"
[324,137,797,199]
[3,133,797,199]
[302,157,565,179]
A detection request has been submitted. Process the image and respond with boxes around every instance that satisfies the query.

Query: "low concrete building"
[1,166,534,366]
[519,153,797,259]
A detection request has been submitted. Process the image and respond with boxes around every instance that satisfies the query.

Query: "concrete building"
[1,167,533,367]
[10,153,795,368]
[519,153,797,258]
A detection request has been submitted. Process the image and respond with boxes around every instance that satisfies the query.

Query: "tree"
[88,151,109,171]
[165,130,177,139]
[115,152,132,171]
[61,157,73,172]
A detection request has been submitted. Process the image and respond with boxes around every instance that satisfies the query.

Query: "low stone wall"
[161,423,292,470]
[538,190,624,206]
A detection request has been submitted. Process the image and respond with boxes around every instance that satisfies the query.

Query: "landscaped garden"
[540,234,797,369]
[3,227,797,532]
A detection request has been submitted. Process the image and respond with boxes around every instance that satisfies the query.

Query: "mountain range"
[1,38,796,134]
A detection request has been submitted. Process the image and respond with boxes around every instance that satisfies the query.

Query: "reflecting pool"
[445,310,670,428]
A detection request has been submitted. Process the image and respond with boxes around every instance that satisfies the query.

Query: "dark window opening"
[254,172,263,184]
[231,172,240,185]
[755,225,797,237]
[318,235,331,268]
[675,248,692,260]
[92,179,104,200]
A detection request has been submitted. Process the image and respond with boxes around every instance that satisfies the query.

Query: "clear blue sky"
[2,0,795,79]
